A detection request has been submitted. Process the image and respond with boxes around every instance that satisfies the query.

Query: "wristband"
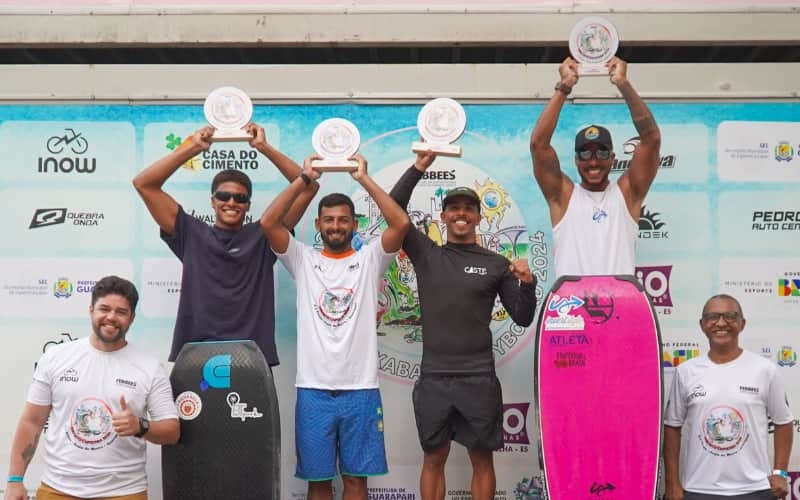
[554,81,572,96]
[296,172,312,186]
[773,469,790,479]
[7,475,24,483]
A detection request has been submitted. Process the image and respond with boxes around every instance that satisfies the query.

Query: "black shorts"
[412,373,503,452]
[684,490,777,500]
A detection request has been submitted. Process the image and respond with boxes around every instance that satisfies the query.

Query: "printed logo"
[592,208,608,223]
[636,265,673,307]
[778,346,797,367]
[554,351,587,368]
[29,208,67,229]
[513,476,545,500]
[752,211,800,232]
[115,377,137,389]
[544,294,585,331]
[227,392,263,421]
[464,265,487,275]
[584,126,600,140]
[53,277,73,298]
[59,368,79,383]
[662,345,700,368]
[778,278,800,297]
[582,291,614,323]
[688,384,707,401]
[611,136,676,173]
[739,385,759,395]
[700,405,748,456]
[176,391,202,420]
[775,141,794,162]
[315,287,356,327]
[189,208,253,226]
[502,403,530,445]
[201,354,231,390]
[638,205,669,239]
[38,128,96,174]
[67,397,116,450]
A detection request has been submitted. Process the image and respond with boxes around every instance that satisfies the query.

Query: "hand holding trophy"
[204,86,255,142]
[568,17,619,76]
[311,118,361,172]
[412,98,466,157]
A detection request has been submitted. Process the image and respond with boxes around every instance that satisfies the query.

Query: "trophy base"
[311,158,359,172]
[412,142,462,158]
[211,128,254,142]
[577,63,609,77]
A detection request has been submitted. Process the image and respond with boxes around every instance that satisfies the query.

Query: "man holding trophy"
[530,55,661,277]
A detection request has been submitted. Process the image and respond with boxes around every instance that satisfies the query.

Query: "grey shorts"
[683,490,776,500]
[412,373,503,452]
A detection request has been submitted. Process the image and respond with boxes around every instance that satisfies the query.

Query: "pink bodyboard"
[535,275,662,499]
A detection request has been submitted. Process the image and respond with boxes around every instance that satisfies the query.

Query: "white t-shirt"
[552,180,637,277]
[664,350,793,495]
[28,337,177,497]
[276,235,396,389]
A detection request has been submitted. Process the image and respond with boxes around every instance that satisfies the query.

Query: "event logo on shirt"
[67,397,116,450]
[700,405,748,456]
[315,287,356,327]
[201,354,231,390]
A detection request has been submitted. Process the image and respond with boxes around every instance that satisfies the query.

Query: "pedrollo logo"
[201,354,231,390]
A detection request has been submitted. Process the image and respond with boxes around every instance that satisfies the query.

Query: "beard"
[320,230,350,252]
[92,321,128,345]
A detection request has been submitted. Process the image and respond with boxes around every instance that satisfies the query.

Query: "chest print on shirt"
[315,287,357,327]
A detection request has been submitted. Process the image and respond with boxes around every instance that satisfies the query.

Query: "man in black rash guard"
[389,150,537,500]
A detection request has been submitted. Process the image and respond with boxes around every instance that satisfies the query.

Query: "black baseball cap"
[575,125,613,152]
[442,186,480,209]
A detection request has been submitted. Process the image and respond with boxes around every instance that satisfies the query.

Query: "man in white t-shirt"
[530,56,661,277]
[663,294,793,500]
[260,153,410,500]
[4,276,179,500]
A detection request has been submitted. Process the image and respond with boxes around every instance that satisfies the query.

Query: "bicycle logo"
[46,128,89,154]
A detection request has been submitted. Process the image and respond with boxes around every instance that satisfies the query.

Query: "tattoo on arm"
[633,115,658,136]
[21,433,41,466]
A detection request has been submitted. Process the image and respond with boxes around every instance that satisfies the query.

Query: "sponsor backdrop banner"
[0,102,798,499]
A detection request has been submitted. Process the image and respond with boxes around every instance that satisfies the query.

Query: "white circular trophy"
[412,98,466,157]
[204,86,254,142]
[569,17,619,76]
[311,118,361,172]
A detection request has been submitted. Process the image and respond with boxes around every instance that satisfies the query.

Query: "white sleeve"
[365,238,397,286]
[274,234,304,278]
[663,368,687,427]
[146,362,179,421]
[26,352,55,406]
[766,367,794,425]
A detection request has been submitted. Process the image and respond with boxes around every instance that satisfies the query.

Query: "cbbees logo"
[778,278,800,297]
[29,208,105,229]
[775,141,794,162]
[38,128,97,174]
[502,403,530,445]
[611,136,676,173]
[420,169,456,181]
[638,205,669,239]
[635,265,673,307]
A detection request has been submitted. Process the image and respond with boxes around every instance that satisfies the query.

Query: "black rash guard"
[390,166,537,375]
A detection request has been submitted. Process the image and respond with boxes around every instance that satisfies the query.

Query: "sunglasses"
[577,149,612,161]
[213,191,250,204]
[701,312,741,323]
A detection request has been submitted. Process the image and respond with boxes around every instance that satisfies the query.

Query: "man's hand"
[558,57,579,89]
[768,474,789,499]
[184,126,214,156]
[302,154,323,181]
[111,395,140,437]
[509,259,534,284]
[3,482,27,500]
[414,145,437,172]
[663,481,684,500]
[608,56,629,88]
[247,122,267,150]
[349,154,368,181]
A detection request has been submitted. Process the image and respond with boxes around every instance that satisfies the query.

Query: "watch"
[773,469,790,479]
[554,81,572,96]
[134,417,150,438]
[296,172,312,186]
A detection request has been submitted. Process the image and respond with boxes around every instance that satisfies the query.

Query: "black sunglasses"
[213,191,250,204]
[701,312,741,323]
[577,149,612,161]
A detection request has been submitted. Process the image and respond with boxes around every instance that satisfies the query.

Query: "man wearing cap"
[530,56,661,277]
[390,154,537,500]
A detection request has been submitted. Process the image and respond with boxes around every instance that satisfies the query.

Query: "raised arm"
[530,58,577,223]
[350,155,410,253]
[498,259,537,327]
[389,149,436,211]
[132,126,213,235]
[5,402,50,500]
[260,155,320,254]
[611,57,661,208]
[247,123,319,228]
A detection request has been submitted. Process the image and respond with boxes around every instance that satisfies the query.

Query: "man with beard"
[389,153,537,500]
[530,56,661,277]
[4,276,179,500]
[260,153,409,500]
[133,123,317,366]
[663,294,793,500]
